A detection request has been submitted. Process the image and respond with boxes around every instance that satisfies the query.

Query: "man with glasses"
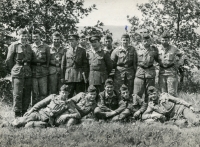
[61,33,88,98]
[111,34,137,95]
[133,34,159,103]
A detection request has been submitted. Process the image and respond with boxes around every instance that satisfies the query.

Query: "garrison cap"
[120,84,128,91]
[161,31,171,38]
[121,33,130,39]
[88,34,101,42]
[88,85,97,92]
[143,34,150,39]
[68,33,79,40]
[147,86,158,94]
[105,79,114,86]
[60,85,69,91]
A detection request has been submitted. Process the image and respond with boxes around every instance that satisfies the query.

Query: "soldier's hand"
[133,110,141,118]
[106,111,116,117]
[61,79,65,84]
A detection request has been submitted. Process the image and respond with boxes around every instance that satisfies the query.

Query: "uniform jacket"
[135,44,159,78]
[61,46,88,82]
[132,94,148,114]
[49,45,66,75]
[157,44,182,76]
[86,48,113,85]
[31,42,50,78]
[32,94,81,119]
[142,93,191,120]
[70,92,97,117]
[111,45,137,80]
[6,41,33,78]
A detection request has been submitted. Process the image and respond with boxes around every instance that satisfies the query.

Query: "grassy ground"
[0,92,200,147]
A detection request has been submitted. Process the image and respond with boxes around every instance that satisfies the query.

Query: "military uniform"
[111,45,137,94]
[157,44,182,96]
[61,46,88,98]
[31,42,50,104]
[142,91,200,126]
[86,48,113,93]
[48,45,65,94]
[6,41,33,116]
[12,94,81,127]
[103,46,115,56]
[134,42,158,102]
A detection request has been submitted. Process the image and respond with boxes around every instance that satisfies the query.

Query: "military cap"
[120,84,128,91]
[104,35,113,41]
[88,85,97,92]
[105,78,114,86]
[143,34,150,39]
[68,33,79,40]
[60,85,69,91]
[88,34,101,42]
[161,31,171,38]
[121,33,130,39]
[147,86,158,94]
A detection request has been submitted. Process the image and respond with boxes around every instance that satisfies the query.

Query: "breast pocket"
[37,50,46,60]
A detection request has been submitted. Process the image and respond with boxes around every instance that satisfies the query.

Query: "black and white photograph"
[1,0,200,146]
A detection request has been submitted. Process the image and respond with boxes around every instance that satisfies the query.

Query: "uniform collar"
[51,44,62,53]
[91,47,102,54]
[105,91,116,99]
[119,45,129,52]
[103,46,113,52]
[32,41,44,48]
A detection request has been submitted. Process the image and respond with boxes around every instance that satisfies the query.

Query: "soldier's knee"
[94,107,101,115]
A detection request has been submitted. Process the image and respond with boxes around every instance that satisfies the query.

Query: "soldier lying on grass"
[60,85,97,125]
[12,85,81,128]
[142,86,200,127]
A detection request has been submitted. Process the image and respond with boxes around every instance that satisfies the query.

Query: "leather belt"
[160,64,175,69]
[32,62,46,66]
[139,65,153,69]
[50,63,61,67]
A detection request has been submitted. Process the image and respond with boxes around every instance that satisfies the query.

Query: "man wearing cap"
[48,31,66,94]
[142,86,200,126]
[61,33,88,98]
[12,85,81,128]
[111,34,137,95]
[157,31,183,96]
[31,29,50,105]
[6,29,33,117]
[133,33,159,103]
[87,34,113,93]
[103,35,115,55]
[65,85,97,125]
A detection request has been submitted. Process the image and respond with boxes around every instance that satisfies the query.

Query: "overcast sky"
[77,0,149,26]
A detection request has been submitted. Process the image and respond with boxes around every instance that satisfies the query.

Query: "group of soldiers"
[6,28,200,128]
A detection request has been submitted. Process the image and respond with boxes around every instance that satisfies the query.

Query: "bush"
[0,78,12,105]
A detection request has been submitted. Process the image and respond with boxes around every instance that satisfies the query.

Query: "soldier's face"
[32,34,41,43]
[69,39,78,48]
[53,36,61,47]
[105,85,114,95]
[104,39,112,47]
[149,92,158,102]
[143,38,151,46]
[90,40,100,49]
[121,38,130,47]
[87,91,97,101]
[121,90,130,100]
[19,34,29,44]
[80,38,87,46]
[59,90,70,100]
[161,38,169,46]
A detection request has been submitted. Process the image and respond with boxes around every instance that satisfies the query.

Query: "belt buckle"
[37,63,41,66]
[24,62,27,65]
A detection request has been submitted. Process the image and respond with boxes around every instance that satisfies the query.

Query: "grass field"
[0,92,200,147]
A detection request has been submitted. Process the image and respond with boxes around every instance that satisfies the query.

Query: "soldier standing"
[86,34,113,93]
[48,31,65,94]
[133,34,159,102]
[103,35,114,55]
[6,29,33,117]
[157,31,183,96]
[61,33,88,98]
[31,29,50,105]
[111,34,137,95]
